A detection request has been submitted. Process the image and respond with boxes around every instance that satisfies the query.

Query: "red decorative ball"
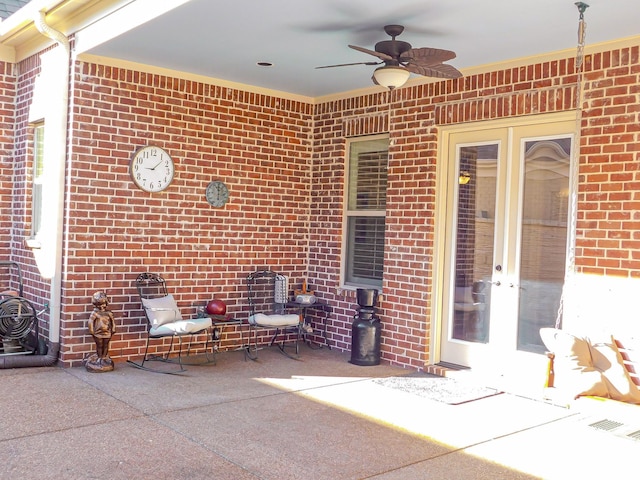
[206,299,226,316]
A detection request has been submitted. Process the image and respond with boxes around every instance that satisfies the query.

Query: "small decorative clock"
[205,180,230,207]
[130,145,175,192]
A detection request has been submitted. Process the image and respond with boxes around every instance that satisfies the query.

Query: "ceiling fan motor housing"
[375,40,412,64]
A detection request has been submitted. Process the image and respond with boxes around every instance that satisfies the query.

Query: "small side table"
[207,314,244,356]
[285,301,331,349]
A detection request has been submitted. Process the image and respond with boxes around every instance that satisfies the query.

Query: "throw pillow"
[540,328,608,399]
[141,294,182,327]
[590,337,640,404]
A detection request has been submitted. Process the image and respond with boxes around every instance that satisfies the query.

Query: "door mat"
[373,374,502,405]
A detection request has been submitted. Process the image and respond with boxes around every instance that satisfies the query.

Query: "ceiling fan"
[317,24,462,89]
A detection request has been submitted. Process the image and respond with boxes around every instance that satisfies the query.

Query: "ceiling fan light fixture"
[372,65,410,90]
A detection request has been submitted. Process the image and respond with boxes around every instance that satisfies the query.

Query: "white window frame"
[342,134,389,289]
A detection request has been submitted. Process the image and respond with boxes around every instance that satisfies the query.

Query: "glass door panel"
[516,138,571,353]
[452,144,499,344]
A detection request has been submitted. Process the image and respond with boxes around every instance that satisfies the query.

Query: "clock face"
[130,146,175,192]
[205,181,230,207]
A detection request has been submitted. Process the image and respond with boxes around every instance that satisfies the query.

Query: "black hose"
[0,342,59,369]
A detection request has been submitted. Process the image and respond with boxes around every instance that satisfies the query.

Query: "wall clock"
[205,180,230,207]
[130,145,175,192]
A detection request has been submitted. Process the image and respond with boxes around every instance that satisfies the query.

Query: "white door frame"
[431,112,577,376]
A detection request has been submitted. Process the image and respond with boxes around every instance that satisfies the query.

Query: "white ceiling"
[84,0,640,99]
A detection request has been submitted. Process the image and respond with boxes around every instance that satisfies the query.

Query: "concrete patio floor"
[1,346,639,479]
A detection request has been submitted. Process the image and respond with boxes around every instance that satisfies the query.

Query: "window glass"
[31,124,44,237]
[344,136,388,287]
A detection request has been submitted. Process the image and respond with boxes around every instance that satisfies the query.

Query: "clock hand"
[147,160,163,170]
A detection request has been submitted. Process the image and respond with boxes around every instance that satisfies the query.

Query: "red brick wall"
[0,62,16,262]
[312,91,440,369]
[311,44,640,369]
[59,62,314,365]
[6,41,639,369]
[576,47,640,276]
[5,54,52,336]
[311,94,391,354]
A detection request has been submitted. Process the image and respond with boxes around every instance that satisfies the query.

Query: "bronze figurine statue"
[85,291,116,372]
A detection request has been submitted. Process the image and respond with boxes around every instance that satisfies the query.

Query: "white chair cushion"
[249,313,300,327]
[454,301,485,312]
[141,294,183,327]
[150,317,212,337]
[454,286,484,312]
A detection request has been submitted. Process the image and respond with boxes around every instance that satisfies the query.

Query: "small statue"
[85,291,116,372]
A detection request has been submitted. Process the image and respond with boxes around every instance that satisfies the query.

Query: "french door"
[437,116,575,387]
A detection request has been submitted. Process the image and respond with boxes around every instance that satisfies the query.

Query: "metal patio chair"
[453,280,487,342]
[245,269,301,360]
[128,272,213,373]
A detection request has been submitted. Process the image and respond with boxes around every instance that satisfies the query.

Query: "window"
[31,123,45,238]
[344,136,388,288]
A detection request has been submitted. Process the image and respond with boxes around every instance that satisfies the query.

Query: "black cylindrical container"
[356,288,378,307]
[350,316,381,366]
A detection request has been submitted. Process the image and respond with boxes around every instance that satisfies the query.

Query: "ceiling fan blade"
[316,61,382,69]
[401,47,457,66]
[406,63,463,79]
[348,44,393,61]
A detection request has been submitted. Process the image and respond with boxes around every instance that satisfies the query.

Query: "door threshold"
[426,362,471,379]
